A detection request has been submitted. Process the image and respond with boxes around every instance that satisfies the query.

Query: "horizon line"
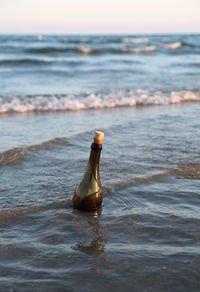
[0,31,199,36]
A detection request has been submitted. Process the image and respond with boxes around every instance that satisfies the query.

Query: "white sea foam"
[80,47,92,54]
[131,45,157,54]
[0,90,200,114]
[122,38,149,44]
[161,42,182,49]
[38,34,43,41]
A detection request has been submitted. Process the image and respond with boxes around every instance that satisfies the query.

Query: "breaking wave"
[0,90,200,114]
[24,43,184,56]
[128,45,157,54]
[25,47,103,55]
[122,38,149,43]
[161,41,182,49]
[25,46,157,55]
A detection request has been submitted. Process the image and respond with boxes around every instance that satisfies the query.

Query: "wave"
[25,46,103,55]
[12,41,194,56]
[25,44,187,56]
[105,162,200,196]
[59,38,93,44]
[0,137,69,166]
[0,90,200,114]
[59,37,149,44]
[122,37,149,43]
[2,38,199,58]
[1,161,200,219]
[25,46,158,56]
[0,199,72,220]
[0,58,53,66]
[128,45,157,54]
[161,41,182,49]
[26,47,70,54]
[0,58,85,67]
[25,46,158,55]
[79,47,94,54]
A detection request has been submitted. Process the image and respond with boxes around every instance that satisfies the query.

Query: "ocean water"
[0,34,200,291]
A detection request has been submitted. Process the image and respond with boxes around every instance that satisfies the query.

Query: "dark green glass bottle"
[73,131,104,211]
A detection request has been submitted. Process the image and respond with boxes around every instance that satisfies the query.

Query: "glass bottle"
[73,131,104,211]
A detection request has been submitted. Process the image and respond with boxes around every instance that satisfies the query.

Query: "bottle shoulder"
[75,162,101,198]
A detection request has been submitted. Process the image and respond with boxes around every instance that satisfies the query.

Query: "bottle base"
[73,191,102,211]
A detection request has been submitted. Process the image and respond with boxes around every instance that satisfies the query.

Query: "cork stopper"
[94,131,104,145]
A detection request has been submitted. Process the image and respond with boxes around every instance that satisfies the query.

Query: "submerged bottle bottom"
[73,191,102,211]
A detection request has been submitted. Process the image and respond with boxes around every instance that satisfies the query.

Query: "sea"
[0,34,200,291]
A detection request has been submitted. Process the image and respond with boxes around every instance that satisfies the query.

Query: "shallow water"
[1,103,200,291]
[0,34,200,291]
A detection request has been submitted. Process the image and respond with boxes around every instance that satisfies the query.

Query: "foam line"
[0,90,200,114]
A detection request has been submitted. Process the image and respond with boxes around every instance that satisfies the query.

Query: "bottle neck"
[89,143,102,180]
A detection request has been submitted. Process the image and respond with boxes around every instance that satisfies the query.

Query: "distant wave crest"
[0,90,200,114]
[161,42,182,49]
[24,43,185,56]
[122,38,149,43]
[22,41,188,56]
[128,45,157,54]
[25,45,158,55]
[25,47,103,55]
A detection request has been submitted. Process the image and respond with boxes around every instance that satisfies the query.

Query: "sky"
[0,0,199,34]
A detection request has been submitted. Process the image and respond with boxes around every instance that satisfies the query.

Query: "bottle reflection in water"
[72,209,105,255]
[73,131,104,211]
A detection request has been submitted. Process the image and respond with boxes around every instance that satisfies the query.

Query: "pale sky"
[0,0,199,34]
